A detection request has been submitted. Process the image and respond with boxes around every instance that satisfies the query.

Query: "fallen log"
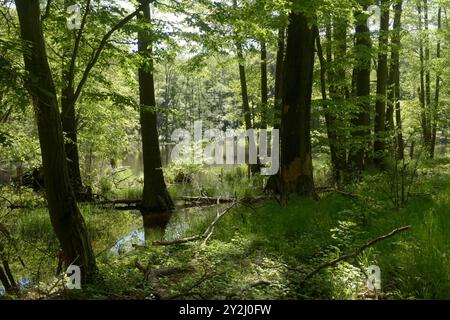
[179,195,267,205]
[95,199,141,211]
[179,196,235,204]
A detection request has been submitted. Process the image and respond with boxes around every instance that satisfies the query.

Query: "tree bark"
[60,88,84,196]
[273,27,285,130]
[315,27,340,185]
[60,0,86,199]
[349,3,372,173]
[15,0,98,283]
[373,0,390,168]
[328,15,349,183]
[260,40,268,129]
[265,28,285,193]
[137,1,174,214]
[430,7,442,159]
[235,34,259,175]
[280,11,316,198]
[387,0,404,159]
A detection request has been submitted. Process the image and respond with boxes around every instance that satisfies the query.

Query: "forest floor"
[1,153,450,300]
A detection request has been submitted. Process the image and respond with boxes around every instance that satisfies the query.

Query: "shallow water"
[109,204,221,255]
[0,277,31,296]
[0,204,220,295]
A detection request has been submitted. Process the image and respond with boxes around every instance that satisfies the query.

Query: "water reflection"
[0,278,31,296]
[142,212,172,242]
[109,205,220,255]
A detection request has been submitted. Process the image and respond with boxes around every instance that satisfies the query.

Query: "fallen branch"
[301,225,411,283]
[135,259,198,299]
[135,260,191,281]
[179,196,235,204]
[179,195,266,205]
[95,199,141,211]
[153,200,238,246]
[164,268,210,300]
[315,187,359,198]
[224,279,271,299]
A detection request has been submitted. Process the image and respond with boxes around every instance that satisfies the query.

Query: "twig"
[179,196,235,204]
[315,187,359,198]
[41,0,52,21]
[135,260,191,281]
[165,267,210,300]
[301,225,411,284]
[224,279,271,299]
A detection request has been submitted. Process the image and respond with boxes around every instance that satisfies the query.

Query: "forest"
[0,0,449,301]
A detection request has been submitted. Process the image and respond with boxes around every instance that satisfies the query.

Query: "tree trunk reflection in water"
[142,212,172,241]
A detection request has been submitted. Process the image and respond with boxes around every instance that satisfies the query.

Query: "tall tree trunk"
[418,2,432,154]
[315,27,340,185]
[424,0,432,156]
[260,40,268,129]
[236,45,252,132]
[137,1,173,214]
[61,88,84,197]
[330,15,349,182]
[15,0,98,283]
[265,27,285,193]
[236,42,260,175]
[60,0,85,199]
[323,19,339,182]
[373,0,390,168]
[350,3,372,173]
[280,11,316,198]
[232,0,260,175]
[388,0,405,160]
[430,7,442,159]
[273,27,285,129]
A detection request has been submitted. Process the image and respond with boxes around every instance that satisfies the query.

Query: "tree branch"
[153,200,238,246]
[73,0,156,103]
[301,225,411,283]
[68,0,92,92]
[41,0,52,21]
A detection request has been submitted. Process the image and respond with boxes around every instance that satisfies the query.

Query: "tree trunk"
[329,15,349,183]
[280,11,316,198]
[236,38,259,175]
[315,27,340,185]
[349,3,372,173]
[265,28,285,193]
[418,3,427,146]
[260,40,268,129]
[373,0,390,168]
[430,7,441,159]
[61,88,84,197]
[424,0,432,157]
[60,0,85,199]
[15,0,98,283]
[388,0,405,159]
[273,27,285,129]
[236,46,252,131]
[137,1,174,214]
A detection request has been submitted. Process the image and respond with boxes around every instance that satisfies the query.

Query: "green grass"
[2,155,449,300]
[150,155,450,299]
